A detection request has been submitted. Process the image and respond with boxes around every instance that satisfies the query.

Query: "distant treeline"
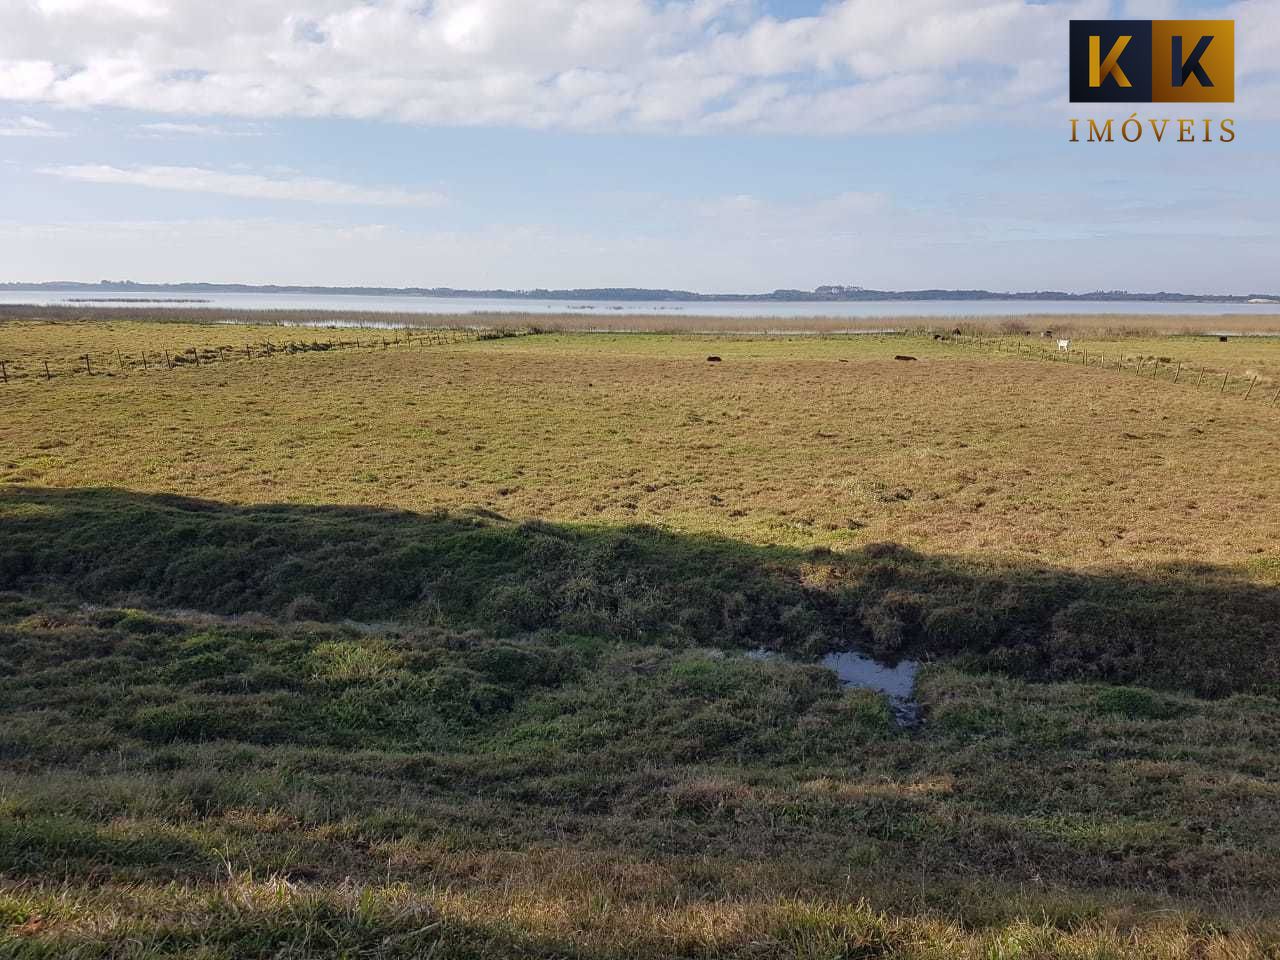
[3,281,1278,304]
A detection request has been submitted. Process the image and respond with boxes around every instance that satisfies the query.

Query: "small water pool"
[747,647,921,726]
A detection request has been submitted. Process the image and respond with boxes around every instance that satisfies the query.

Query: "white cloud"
[0,61,59,100]
[3,0,1248,135]
[35,0,168,16]
[134,121,260,137]
[38,164,447,207]
[0,114,64,137]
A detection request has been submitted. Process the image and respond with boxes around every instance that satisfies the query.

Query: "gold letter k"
[1089,35,1132,88]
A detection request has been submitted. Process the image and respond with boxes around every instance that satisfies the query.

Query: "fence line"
[947,332,1278,409]
[0,327,527,385]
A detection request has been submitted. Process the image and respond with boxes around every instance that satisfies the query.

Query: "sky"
[0,0,1276,294]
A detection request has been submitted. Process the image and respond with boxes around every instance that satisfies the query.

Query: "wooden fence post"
[44,360,51,381]
[84,354,92,375]
[142,352,148,371]
[1245,374,1258,401]
[164,349,172,370]
[1173,362,1182,384]
[0,361,6,383]
[1221,372,1230,393]
[117,348,125,371]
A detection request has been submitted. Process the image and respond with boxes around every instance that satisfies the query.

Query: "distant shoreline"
[65,297,213,304]
[3,282,1277,305]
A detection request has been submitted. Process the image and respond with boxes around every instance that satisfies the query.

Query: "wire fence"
[946,332,1280,408]
[0,327,526,385]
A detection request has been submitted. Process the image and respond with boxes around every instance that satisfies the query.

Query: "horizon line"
[2,280,1277,304]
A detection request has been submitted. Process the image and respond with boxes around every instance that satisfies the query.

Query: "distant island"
[2,281,1277,304]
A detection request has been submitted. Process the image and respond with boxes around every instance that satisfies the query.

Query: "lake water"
[1,289,1277,319]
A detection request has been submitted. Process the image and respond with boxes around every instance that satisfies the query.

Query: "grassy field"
[2,315,1280,957]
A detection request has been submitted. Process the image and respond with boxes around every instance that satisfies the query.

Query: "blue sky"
[0,0,1276,293]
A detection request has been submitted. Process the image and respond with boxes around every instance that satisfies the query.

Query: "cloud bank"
[3,0,1270,134]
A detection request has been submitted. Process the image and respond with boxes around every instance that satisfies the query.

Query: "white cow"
[1057,339,1071,353]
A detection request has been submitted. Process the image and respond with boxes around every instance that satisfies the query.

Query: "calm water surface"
[2,290,1278,320]
[747,647,922,727]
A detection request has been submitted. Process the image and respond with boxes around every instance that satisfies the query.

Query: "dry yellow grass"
[4,324,1279,571]
[7,874,1276,959]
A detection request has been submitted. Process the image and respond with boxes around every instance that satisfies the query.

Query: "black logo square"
[1070,20,1153,103]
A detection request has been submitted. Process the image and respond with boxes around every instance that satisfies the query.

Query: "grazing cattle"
[706,356,722,362]
[1219,336,1229,342]
[1057,339,1071,353]
[894,355,918,362]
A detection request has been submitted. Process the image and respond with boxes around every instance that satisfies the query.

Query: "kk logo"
[1070,20,1234,103]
